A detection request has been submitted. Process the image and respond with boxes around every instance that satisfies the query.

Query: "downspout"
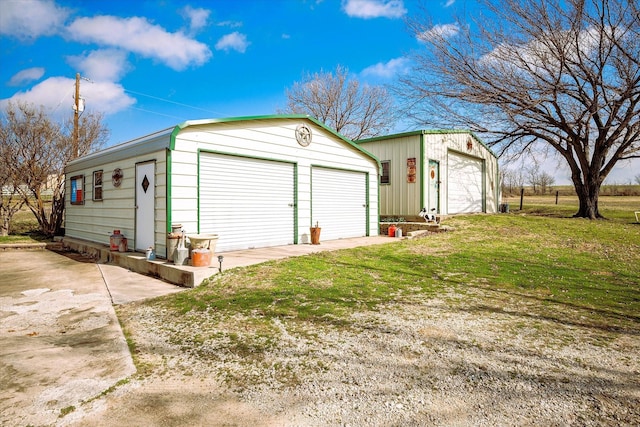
[166,148,172,237]
[496,158,501,213]
[166,125,182,246]
[366,172,370,236]
[420,132,425,210]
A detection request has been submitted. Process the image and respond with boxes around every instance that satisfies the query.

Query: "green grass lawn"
[145,198,639,357]
[0,208,49,244]
[504,194,640,221]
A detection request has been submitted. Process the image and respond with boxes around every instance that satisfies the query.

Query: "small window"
[380,161,391,185]
[70,175,84,205]
[93,170,103,201]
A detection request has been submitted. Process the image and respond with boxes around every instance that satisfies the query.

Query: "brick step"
[380,222,449,238]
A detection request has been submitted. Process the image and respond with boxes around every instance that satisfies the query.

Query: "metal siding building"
[358,130,499,217]
[65,115,380,257]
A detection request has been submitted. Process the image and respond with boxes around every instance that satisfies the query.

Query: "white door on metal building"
[311,167,367,241]
[135,162,155,251]
[199,153,295,252]
[428,159,440,213]
[447,152,484,214]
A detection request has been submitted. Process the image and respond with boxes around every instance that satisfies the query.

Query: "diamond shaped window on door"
[141,175,150,193]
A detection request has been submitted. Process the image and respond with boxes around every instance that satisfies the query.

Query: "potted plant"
[310,221,321,245]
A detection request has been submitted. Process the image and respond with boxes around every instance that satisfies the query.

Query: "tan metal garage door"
[311,167,367,241]
[447,151,484,214]
[199,152,295,252]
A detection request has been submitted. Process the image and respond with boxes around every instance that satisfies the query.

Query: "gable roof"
[357,129,498,159]
[66,115,380,173]
[168,114,379,165]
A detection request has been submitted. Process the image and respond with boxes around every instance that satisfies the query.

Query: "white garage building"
[357,130,499,218]
[64,115,380,258]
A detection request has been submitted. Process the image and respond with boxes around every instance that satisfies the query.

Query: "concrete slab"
[185,238,397,286]
[97,262,184,305]
[0,249,136,427]
[62,235,398,290]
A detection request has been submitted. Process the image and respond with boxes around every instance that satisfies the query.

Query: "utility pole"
[73,72,80,159]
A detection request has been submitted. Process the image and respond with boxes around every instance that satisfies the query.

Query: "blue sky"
[1,0,638,184]
[0,0,432,140]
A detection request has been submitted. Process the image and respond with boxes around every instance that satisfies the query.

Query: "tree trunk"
[573,175,602,219]
[0,194,25,236]
[29,197,64,237]
[0,217,9,236]
[49,196,65,236]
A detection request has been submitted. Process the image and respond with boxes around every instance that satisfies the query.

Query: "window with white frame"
[93,170,103,201]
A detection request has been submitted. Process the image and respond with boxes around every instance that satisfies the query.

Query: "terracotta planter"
[191,249,211,267]
[310,227,321,245]
[187,234,218,264]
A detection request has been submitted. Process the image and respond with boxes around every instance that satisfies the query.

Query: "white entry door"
[428,159,440,213]
[135,162,155,251]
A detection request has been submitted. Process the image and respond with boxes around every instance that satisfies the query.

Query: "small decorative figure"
[418,207,438,223]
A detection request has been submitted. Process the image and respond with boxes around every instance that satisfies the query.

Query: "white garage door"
[199,153,295,252]
[311,167,367,241]
[447,152,484,214]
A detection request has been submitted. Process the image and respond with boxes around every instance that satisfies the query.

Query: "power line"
[123,88,230,117]
[127,106,190,121]
[51,83,75,114]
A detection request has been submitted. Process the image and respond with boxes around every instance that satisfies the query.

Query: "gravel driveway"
[68,285,640,426]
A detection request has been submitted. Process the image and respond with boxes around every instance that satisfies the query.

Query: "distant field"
[503,184,640,197]
[504,195,640,221]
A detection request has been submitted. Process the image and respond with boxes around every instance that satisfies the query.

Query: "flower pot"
[310,227,321,245]
[191,248,211,267]
[187,234,219,264]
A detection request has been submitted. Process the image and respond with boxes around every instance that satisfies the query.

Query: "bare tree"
[281,65,397,140]
[399,0,640,218]
[634,174,640,185]
[538,172,556,195]
[1,102,108,236]
[500,166,526,195]
[499,168,513,195]
[527,163,541,194]
[0,127,25,235]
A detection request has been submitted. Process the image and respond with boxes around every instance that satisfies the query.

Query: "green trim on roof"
[168,114,382,171]
[357,129,498,160]
[71,114,382,176]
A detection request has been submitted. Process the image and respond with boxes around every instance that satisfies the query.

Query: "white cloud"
[181,5,210,34]
[0,0,69,39]
[361,57,410,79]
[8,67,46,86]
[80,80,136,115]
[215,20,243,28]
[215,32,249,53]
[342,0,406,19]
[67,49,130,82]
[0,76,136,117]
[444,0,455,7]
[418,23,460,42]
[66,15,212,70]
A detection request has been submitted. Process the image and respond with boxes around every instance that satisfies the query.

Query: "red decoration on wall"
[407,158,416,183]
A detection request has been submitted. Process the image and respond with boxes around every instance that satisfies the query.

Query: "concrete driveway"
[0,236,396,426]
[0,247,182,427]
